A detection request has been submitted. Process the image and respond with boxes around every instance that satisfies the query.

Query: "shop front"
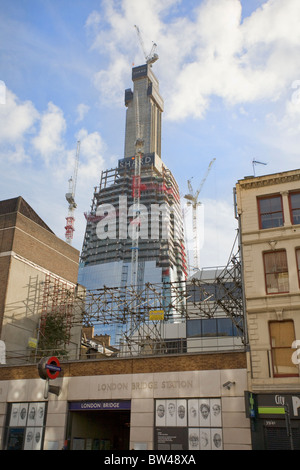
[246,392,300,450]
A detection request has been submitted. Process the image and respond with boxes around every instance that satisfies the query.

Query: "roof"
[0,196,54,233]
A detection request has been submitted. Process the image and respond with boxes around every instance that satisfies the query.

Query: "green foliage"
[38,313,70,357]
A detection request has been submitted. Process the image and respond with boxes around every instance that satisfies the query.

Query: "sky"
[1,0,300,271]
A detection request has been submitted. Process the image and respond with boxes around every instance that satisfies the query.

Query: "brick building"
[0,196,82,363]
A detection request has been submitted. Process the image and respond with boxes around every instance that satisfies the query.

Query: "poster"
[6,402,46,450]
[155,398,223,451]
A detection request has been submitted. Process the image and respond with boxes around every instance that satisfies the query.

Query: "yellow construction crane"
[134,25,159,66]
[184,158,216,271]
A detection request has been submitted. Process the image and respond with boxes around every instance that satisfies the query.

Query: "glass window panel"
[270,321,295,347]
[277,272,289,292]
[258,196,283,229]
[292,209,300,225]
[264,251,289,293]
[290,193,300,209]
[217,318,233,336]
[272,349,299,376]
[187,320,201,338]
[202,319,217,337]
[270,321,298,377]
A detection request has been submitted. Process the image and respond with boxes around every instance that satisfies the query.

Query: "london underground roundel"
[45,356,61,379]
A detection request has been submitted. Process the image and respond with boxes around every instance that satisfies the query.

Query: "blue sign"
[69,400,131,411]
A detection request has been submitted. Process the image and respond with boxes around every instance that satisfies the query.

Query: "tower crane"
[184,158,216,271]
[134,25,159,66]
[65,140,80,244]
[130,93,144,288]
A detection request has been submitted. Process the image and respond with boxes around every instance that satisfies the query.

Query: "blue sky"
[1,0,300,269]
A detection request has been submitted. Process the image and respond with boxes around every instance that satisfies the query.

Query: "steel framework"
[77,233,246,353]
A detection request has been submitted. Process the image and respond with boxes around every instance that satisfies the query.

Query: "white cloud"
[31,102,66,165]
[75,103,90,123]
[75,128,106,186]
[86,0,300,121]
[0,89,39,160]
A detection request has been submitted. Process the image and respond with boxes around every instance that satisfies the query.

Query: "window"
[269,321,298,377]
[297,249,300,286]
[263,250,289,294]
[289,192,300,225]
[258,195,284,229]
[186,318,243,338]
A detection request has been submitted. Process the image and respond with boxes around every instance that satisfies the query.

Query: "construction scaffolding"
[78,233,246,356]
[39,273,76,343]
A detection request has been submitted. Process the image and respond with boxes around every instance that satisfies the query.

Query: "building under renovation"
[78,63,187,343]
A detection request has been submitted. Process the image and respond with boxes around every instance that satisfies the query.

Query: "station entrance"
[66,400,131,450]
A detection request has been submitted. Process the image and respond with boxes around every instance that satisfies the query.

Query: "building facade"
[78,64,186,343]
[0,352,250,450]
[235,168,300,449]
[0,196,82,365]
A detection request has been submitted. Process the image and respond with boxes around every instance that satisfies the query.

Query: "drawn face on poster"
[35,403,45,427]
[188,399,199,427]
[166,400,177,426]
[199,399,211,426]
[28,404,37,426]
[200,428,211,450]
[24,427,34,450]
[188,428,200,450]
[211,429,223,450]
[176,399,187,427]
[210,399,222,427]
[156,400,166,426]
[9,403,28,427]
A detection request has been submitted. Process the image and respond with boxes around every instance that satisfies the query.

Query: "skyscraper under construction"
[78,62,187,341]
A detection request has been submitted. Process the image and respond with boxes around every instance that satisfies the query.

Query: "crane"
[65,140,80,244]
[134,25,159,66]
[184,158,216,271]
[130,92,144,288]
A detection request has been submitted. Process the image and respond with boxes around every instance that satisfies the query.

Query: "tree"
[38,312,70,358]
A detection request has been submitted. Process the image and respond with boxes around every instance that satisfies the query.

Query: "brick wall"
[0,351,247,380]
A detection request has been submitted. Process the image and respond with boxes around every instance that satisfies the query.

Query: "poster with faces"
[24,427,43,450]
[199,428,211,450]
[176,399,187,427]
[199,399,211,427]
[188,399,199,427]
[155,398,222,449]
[211,429,223,450]
[210,399,222,427]
[8,402,45,450]
[9,403,28,427]
[156,400,166,426]
[188,428,200,450]
[166,400,177,426]
[27,402,45,427]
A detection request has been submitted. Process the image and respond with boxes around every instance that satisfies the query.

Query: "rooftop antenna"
[134,25,159,66]
[252,159,267,176]
[65,141,80,244]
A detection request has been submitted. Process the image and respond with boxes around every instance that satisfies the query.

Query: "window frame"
[296,248,300,288]
[289,191,300,225]
[257,194,284,230]
[263,250,289,295]
[269,320,298,378]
